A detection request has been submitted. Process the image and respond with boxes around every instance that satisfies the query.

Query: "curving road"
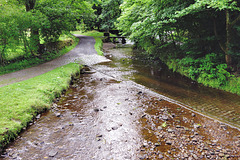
[0,35,110,88]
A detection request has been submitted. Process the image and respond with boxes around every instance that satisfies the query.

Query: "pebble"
[112,126,119,130]
[96,134,103,138]
[162,115,169,121]
[167,128,174,133]
[154,143,161,146]
[166,140,172,145]
[219,153,224,157]
[192,154,198,159]
[143,142,148,147]
[55,113,61,117]
[159,154,164,159]
[36,114,41,119]
[183,153,188,158]
[94,108,100,112]
[176,125,182,128]
[184,127,190,131]
[193,124,200,129]
[48,150,58,157]
[157,126,163,130]
[192,138,198,142]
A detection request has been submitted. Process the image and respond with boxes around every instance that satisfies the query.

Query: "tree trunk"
[0,39,7,65]
[26,0,40,55]
[25,0,36,12]
[225,10,232,68]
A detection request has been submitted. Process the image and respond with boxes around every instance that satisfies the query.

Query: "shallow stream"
[1,43,240,159]
[100,45,240,128]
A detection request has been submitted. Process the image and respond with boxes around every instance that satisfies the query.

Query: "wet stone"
[143,142,148,147]
[176,125,182,128]
[219,153,224,157]
[154,143,161,147]
[96,134,103,138]
[192,154,198,159]
[55,113,61,117]
[167,128,174,133]
[193,123,201,129]
[157,126,162,130]
[112,126,119,130]
[184,153,189,158]
[166,140,172,145]
[159,154,164,159]
[48,150,58,157]
[194,132,199,135]
[162,115,169,121]
[212,139,218,143]
[192,138,198,142]
[94,108,100,112]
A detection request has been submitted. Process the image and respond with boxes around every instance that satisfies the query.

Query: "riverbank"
[133,45,240,96]
[0,63,81,151]
[165,59,240,96]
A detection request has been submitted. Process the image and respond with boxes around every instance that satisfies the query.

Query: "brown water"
[1,43,240,159]
[100,46,240,128]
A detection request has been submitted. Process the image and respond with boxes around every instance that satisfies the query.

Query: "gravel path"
[0,35,111,88]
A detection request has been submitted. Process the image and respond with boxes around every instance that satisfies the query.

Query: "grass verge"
[0,35,79,76]
[0,63,81,150]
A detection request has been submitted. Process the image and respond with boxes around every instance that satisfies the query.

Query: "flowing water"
[100,45,240,129]
[1,43,240,159]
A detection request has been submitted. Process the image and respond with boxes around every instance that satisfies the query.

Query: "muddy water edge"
[0,43,240,159]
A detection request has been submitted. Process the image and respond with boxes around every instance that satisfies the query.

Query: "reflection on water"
[102,46,240,128]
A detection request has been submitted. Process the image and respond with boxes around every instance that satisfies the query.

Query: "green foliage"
[35,0,77,43]
[172,53,232,88]
[0,0,94,65]
[100,0,122,31]
[117,0,240,94]
[0,35,78,75]
[0,5,31,64]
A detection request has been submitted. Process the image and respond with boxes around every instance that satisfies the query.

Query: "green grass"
[72,30,104,55]
[0,63,81,149]
[0,35,79,76]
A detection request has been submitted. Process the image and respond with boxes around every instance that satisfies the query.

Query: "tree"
[174,0,240,68]
[0,4,33,64]
[100,0,122,31]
